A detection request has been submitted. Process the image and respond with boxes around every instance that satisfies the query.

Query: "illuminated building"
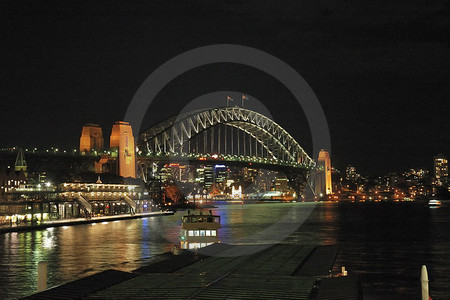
[195,167,205,185]
[110,121,136,178]
[214,165,227,185]
[204,165,213,189]
[59,181,147,216]
[0,179,154,225]
[178,165,190,183]
[232,185,242,198]
[434,153,448,186]
[315,149,332,196]
[79,123,104,153]
[256,169,276,192]
[242,167,258,183]
[384,173,400,189]
[158,165,171,183]
[345,165,358,182]
[274,176,289,193]
[0,167,27,200]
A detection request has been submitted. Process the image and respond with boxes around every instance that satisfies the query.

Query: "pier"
[24,243,361,299]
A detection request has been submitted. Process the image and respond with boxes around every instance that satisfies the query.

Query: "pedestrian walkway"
[0,211,173,233]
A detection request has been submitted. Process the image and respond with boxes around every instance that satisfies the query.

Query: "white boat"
[428,199,442,207]
[179,210,221,250]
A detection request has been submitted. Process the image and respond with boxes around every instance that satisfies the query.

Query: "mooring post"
[37,261,47,292]
[421,265,429,300]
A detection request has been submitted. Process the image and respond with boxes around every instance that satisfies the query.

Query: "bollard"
[37,261,47,292]
[421,265,429,300]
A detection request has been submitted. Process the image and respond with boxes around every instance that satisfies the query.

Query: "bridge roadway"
[137,155,313,173]
[1,150,311,172]
[0,151,100,174]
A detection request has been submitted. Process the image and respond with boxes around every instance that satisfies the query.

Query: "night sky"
[1,1,449,176]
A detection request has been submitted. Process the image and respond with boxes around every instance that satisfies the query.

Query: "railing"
[122,195,137,214]
[75,194,93,214]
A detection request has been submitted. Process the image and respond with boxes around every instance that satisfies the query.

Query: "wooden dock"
[24,243,362,300]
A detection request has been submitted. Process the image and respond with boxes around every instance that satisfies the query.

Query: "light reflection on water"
[0,202,449,299]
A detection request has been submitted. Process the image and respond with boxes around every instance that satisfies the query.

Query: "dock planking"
[85,273,316,300]
[22,269,138,300]
[316,274,362,300]
[293,245,340,277]
[24,243,362,300]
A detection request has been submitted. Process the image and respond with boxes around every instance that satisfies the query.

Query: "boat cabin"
[180,210,221,250]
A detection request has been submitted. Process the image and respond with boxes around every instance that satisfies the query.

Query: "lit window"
[211,230,216,236]
[206,230,211,236]
[191,243,200,249]
[194,230,199,236]
[188,230,194,236]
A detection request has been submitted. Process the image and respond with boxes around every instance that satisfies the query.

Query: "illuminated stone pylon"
[315,149,332,197]
[79,123,104,153]
[110,121,136,178]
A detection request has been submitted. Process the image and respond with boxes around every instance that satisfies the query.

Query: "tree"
[165,184,184,203]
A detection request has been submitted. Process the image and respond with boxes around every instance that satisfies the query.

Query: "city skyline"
[1,119,447,178]
[2,117,448,203]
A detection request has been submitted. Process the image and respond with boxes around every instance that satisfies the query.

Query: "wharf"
[0,211,174,233]
[24,243,362,300]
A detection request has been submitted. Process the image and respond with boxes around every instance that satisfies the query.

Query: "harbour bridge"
[137,107,316,197]
[1,107,321,199]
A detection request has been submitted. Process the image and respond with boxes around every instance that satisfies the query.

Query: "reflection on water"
[0,215,180,299]
[0,202,449,299]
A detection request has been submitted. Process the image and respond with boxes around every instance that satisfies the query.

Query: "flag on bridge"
[241,94,248,107]
[226,96,234,106]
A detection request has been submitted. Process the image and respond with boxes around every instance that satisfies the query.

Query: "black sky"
[0,0,449,175]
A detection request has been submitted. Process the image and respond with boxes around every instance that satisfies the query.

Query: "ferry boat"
[179,210,220,250]
[428,199,442,207]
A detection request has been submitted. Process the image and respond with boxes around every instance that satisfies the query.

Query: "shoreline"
[0,211,174,234]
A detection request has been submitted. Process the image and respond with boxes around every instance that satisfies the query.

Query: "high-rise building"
[315,149,332,196]
[204,165,214,189]
[434,153,448,186]
[274,176,289,193]
[195,167,205,185]
[194,165,214,190]
[214,165,227,185]
[80,123,104,153]
[345,165,358,182]
[256,169,276,192]
[110,121,136,178]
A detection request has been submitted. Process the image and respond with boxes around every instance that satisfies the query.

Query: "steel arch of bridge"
[139,107,315,167]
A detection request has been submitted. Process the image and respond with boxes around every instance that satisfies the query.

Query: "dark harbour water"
[0,201,449,299]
